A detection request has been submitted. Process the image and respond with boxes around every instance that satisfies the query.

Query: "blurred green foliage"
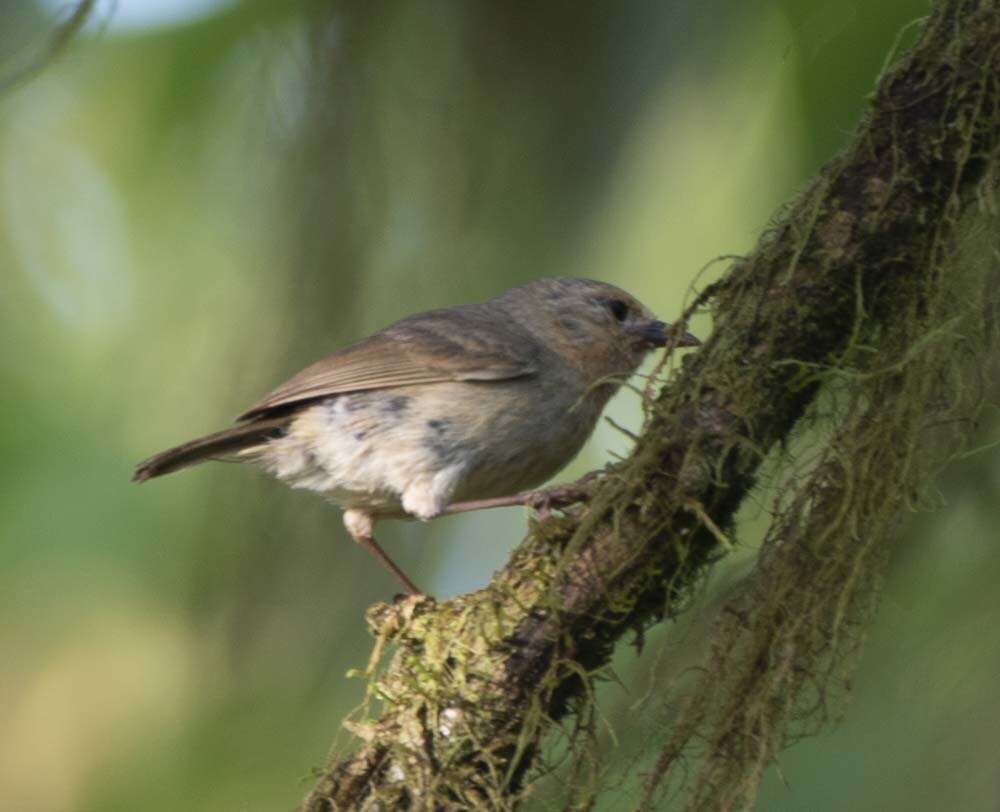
[1,1,996,810]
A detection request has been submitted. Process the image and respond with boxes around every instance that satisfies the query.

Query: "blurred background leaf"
[1,1,996,810]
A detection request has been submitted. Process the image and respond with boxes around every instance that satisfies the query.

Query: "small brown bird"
[134,277,698,594]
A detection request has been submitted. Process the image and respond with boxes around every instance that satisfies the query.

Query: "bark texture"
[301,1,1000,808]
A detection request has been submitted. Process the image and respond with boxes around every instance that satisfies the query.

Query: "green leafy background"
[1,1,997,809]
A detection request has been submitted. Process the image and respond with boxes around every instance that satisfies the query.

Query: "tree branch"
[301,0,1000,808]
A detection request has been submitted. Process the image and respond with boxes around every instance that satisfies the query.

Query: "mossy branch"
[301,1,1000,808]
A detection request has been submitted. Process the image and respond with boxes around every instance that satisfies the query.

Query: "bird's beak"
[625,319,701,348]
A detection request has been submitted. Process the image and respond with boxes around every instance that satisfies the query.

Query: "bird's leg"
[443,474,598,520]
[343,509,422,596]
[441,491,539,514]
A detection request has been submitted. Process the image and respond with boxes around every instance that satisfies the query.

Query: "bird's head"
[499,277,700,388]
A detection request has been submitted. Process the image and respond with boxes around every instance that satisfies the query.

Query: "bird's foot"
[523,473,599,519]
[443,472,599,520]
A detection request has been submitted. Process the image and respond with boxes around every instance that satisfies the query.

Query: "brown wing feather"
[237,306,539,421]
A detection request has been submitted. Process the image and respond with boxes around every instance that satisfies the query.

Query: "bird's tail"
[132,417,289,482]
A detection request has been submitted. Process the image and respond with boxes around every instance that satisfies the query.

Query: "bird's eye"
[607,299,630,322]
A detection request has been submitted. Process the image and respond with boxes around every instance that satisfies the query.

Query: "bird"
[133,277,699,595]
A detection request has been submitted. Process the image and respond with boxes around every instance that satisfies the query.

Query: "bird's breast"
[430,377,603,501]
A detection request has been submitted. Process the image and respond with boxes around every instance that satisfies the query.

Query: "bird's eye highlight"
[607,299,630,322]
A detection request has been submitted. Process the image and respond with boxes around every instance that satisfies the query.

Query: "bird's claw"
[525,479,594,519]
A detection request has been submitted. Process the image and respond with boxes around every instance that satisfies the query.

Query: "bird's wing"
[237,306,539,420]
